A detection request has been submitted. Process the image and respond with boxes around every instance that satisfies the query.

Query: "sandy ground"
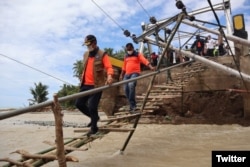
[1,111,250,167]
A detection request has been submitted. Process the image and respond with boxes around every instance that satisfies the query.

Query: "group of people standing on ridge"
[75,34,155,136]
[190,34,228,57]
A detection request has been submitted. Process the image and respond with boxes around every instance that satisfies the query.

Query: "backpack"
[197,41,201,48]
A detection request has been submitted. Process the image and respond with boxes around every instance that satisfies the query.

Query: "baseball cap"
[82,34,97,46]
[125,43,134,51]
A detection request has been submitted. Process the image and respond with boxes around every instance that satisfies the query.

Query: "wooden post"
[52,94,67,167]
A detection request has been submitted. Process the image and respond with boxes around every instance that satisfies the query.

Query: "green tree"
[57,84,79,109]
[104,48,114,56]
[29,82,49,105]
[72,60,83,82]
[113,49,126,60]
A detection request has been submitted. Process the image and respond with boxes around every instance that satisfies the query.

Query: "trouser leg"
[75,85,92,117]
[88,91,102,131]
[124,73,139,110]
[128,81,137,109]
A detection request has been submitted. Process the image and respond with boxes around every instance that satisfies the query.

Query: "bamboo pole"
[100,113,141,122]
[52,94,66,167]
[120,114,141,153]
[74,127,135,133]
[0,157,32,167]
[43,141,88,151]
[228,89,250,93]
[12,150,78,162]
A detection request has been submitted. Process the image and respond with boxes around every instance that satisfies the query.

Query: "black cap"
[83,34,97,46]
[125,43,134,49]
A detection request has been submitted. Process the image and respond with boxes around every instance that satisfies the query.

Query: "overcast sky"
[0,0,249,109]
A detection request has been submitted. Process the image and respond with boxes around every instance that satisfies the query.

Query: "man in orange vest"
[119,43,155,113]
[75,34,114,136]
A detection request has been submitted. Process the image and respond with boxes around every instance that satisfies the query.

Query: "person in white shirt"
[206,35,215,56]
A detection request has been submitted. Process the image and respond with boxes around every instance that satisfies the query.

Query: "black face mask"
[89,47,99,57]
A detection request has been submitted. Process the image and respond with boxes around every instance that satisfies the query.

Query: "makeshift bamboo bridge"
[1,0,250,166]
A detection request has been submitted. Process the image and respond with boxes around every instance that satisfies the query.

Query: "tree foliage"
[29,82,49,105]
[104,47,126,60]
[72,60,83,82]
[114,49,126,60]
[57,84,79,109]
[104,48,114,56]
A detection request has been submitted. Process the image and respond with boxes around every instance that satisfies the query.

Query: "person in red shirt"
[119,43,155,113]
[151,52,158,66]
[75,34,114,136]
